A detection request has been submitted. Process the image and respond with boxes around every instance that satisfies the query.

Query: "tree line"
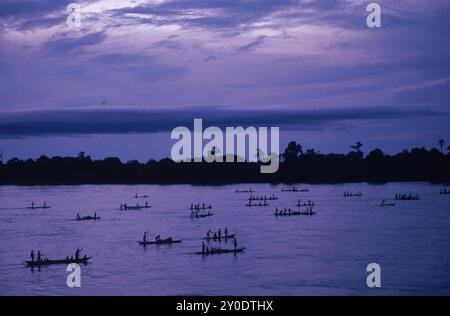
[0,141,448,185]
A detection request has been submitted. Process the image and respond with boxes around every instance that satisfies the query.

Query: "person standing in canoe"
[218,228,221,241]
[224,227,228,237]
[233,238,237,251]
[75,248,82,260]
[155,234,161,242]
[143,231,148,243]
[37,250,41,262]
[30,250,35,262]
[202,241,205,255]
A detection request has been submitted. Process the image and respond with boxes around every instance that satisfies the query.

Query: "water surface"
[0,183,449,295]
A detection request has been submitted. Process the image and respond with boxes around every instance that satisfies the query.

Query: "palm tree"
[350,142,363,152]
[438,138,445,153]
[350,141,364,159]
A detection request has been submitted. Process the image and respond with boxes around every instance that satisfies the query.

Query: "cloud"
[0,105,446,137]
[43,31,107,54]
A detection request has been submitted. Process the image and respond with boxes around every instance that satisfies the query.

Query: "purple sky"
[0,0,449,161]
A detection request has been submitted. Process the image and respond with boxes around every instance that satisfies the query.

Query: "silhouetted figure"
[218,228,221,240]
[75,248,81,260]
[37,251,41,262]
[233,238,237,251]
[202,241,205,255]
[30,250,34,262]
[143,232,148,243]
[224,227,228,237]
[155,234,161,242]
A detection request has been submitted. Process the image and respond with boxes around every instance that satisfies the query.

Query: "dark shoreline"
[1,145,448,185]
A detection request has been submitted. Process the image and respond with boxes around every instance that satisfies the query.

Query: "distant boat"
[26,202,50,209]
[76,213,100,221]
[196,247,245,256]
[281,187,309,192]
[440,188,450,195]
[380,200,395,207]
[248,195,278,201]
[191,212,214,218]
[297,200,315,207]
[394,193,421,201]
[203,234,235,241]
[235,189,254,193]
[246,201,269,207]
[343,192,362,197]
[138,238,182,246]
[189,204,212,211]
[120,203,151,210]
[274,208,316,216]
[134,194,150,199]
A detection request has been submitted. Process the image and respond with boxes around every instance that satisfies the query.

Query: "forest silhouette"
[0,141,448,185]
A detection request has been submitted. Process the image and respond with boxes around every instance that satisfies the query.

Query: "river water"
[0,182,449,295]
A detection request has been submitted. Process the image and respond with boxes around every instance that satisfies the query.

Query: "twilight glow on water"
[0,183,449,295]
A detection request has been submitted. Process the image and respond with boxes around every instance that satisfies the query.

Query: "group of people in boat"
[235,188,254,193]
[395,193,421,200]
[134,193,150,198]
[120,202,150,210]
[246,200,269,207]
[201,237,238,255]
[248,194,277,201]
[142,232,170,243]
[343,191,362,197]
[296,199,315,207]
[205,227,231,240]
[274,207,315,216]
[29,202,50,209]
[29,248,87,263]
[439,188,450,195]
[76,212,99,220]
[281,187,309,192]
[189,203,212,210]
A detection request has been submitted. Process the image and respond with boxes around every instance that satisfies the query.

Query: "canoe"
[203,234,235,241]
[274,212,316,216]
[26,206,51,209]
[196,247,245,255]
[380,203,395,206]
[191,213,214,218]
[138,239,182,245]
[189,206,212,210]
[246,203,269,207]
[25,257,91,267]
[76,216,100,221]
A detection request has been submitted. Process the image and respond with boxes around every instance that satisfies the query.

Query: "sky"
[0,0,449,161]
